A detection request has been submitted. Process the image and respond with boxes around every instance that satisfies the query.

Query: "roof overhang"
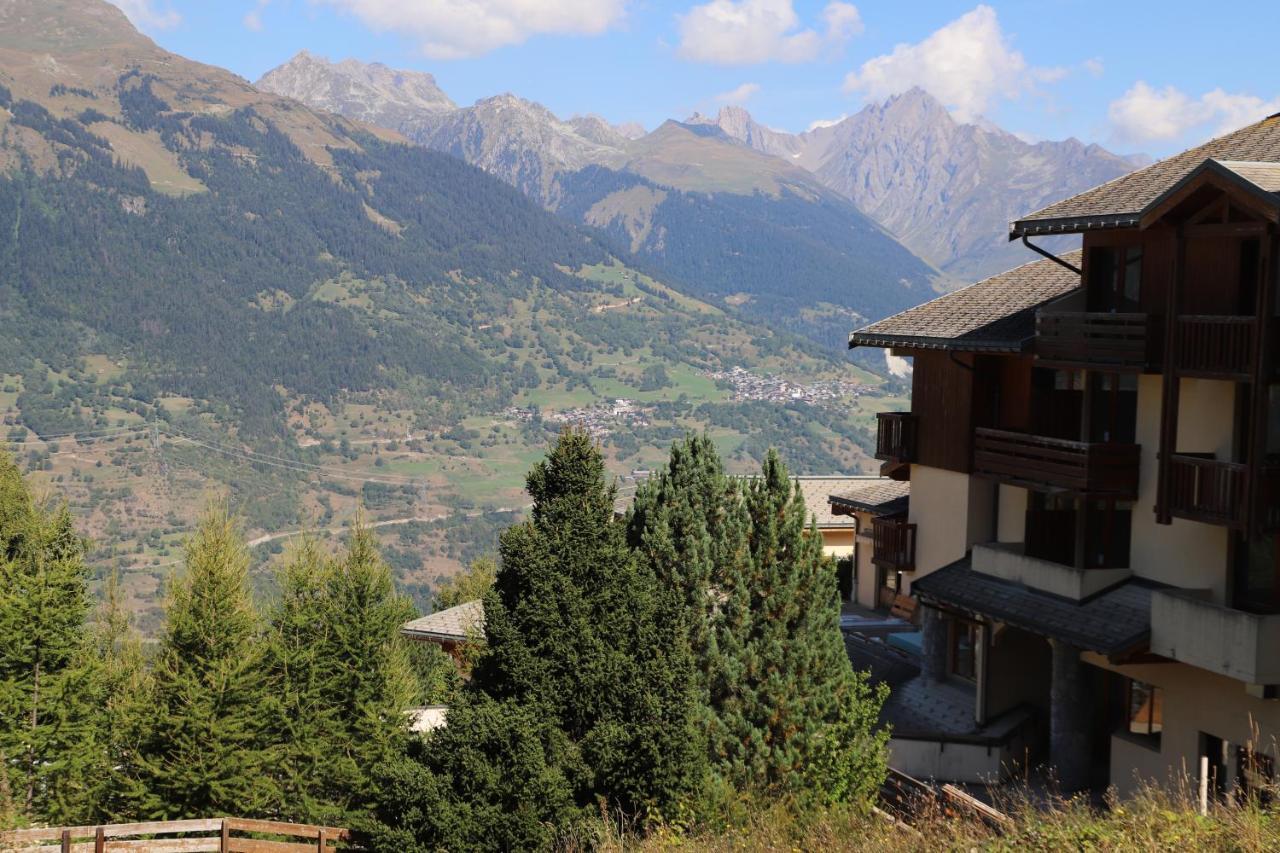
[848,332,1032,353]
[829,492,908,516]
[912,558,1153,657]
[1010,157,1280,239]
[1009,213,1140,239]
[1138,158,1280,229]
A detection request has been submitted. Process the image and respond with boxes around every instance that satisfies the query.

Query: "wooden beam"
[1156,227,1186,524]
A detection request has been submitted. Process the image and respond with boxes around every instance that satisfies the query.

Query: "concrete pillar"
[920,605,948,684]
[1049,639,1091,792]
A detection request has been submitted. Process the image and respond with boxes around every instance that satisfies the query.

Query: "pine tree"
[626,433,750,687]
[0,452,94,822]
[132,504,277,819]
[713,450,888,803]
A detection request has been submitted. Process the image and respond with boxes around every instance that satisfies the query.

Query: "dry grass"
[569,782,1280,852]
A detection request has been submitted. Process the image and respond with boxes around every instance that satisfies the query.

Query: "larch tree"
[132,504,277,819]
[0,451,95,822]
[267,525,431,826]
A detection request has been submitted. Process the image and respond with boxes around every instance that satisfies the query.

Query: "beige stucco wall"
[904,465,994,594]
[820,528,855,557]
[1129,375,1232,600]
[996,485,1027,543]
[1083,652,1280,799]
[853,510,880,610]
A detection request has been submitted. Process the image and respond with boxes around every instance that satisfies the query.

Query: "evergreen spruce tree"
[366,431,707,849]
[0,451,94,822]
[132,504,277,819]
[713,450,888,803]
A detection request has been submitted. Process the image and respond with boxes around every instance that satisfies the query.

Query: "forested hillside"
[0,0,904,627]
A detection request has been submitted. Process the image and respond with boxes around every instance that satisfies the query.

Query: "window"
[1087,245,1143,312]
[1126,679,1163,744]
[949,619,978,682]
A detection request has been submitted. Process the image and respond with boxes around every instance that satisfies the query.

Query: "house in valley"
[849,112,1280,797]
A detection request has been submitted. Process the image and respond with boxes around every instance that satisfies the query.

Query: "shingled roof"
[848,251,1081,352]
[791,476,882,528]
[829,479,909,516]
[1012,113,1280,235]
[401,600,484,643]
[913,558,1154,656]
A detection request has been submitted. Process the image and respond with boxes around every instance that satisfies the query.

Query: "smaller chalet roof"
[401,600,484,643]
[793,476,889,528]
[848,252,1081,353]
[829,479,910,517]
[913,558,1154,656]
[1012,112,1280,235]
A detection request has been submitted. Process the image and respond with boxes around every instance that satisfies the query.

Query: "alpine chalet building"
[850,112,1280,797]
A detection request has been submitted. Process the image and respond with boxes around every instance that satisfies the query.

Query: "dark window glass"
[1127,680,1163,742]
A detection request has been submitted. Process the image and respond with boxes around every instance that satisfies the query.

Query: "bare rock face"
[257,56,633,205]
[256,50,455,132]
[697,89,1142,280]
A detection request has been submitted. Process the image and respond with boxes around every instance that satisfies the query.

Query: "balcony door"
[1086,245,1143,313]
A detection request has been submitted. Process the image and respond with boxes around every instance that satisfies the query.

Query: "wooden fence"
[0,818,350,853]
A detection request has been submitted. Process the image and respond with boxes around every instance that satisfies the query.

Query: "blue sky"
[112,1,1280,157]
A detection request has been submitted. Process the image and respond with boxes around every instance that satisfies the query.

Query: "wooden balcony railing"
[1167,453,1248,528]
[1036,311,1157,371]
[872,515,917,573]
[0,817,350,853]
[973,428,1140,498]
[875,412,918,464]
[1173,315,1255,380]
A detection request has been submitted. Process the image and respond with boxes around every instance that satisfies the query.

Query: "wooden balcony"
[1167,453,1248,528]
[972,428,1140,498]
[876,412,918,464]
[872,516,917,574]
[1036,311,1158,371]
[1173,315,1255,380]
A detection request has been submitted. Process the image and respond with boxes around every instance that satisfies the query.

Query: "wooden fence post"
[221,818,230,853]
[60,829,71,853]
[317,828,327,852]
[95,827,105,853]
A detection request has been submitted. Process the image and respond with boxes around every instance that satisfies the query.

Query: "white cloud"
[1083,57,1104,78]
[714,82,761,105]
[313,0,629,59]
[107,0,181,30]
[806,114,846,131]
[842,5,1054,122]
[677,0,862,65]
[244,0,269,32]
[1107,82,1280,144]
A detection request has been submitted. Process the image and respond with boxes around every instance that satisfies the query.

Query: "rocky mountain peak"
[256,50,455,131]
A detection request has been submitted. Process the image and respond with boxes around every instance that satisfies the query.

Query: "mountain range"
[259,51,940,350]
[258,52,1146,283]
